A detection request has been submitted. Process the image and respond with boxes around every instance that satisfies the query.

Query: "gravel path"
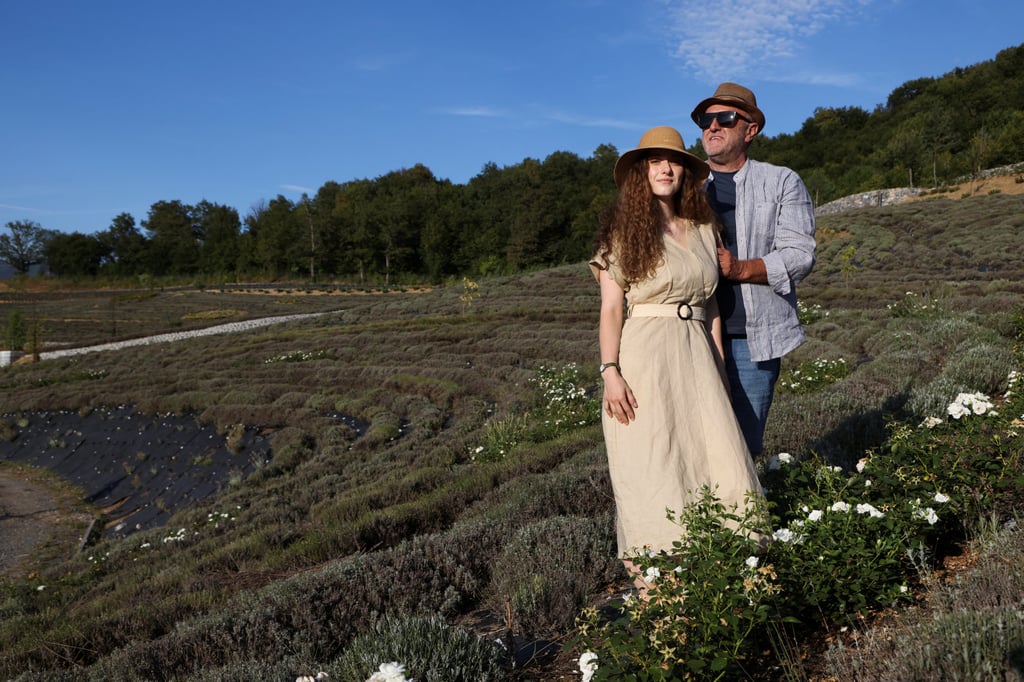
[39,311,338,360]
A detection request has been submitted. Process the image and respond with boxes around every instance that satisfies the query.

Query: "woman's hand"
[602,370,638,424]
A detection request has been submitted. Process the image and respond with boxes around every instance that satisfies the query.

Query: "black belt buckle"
[676,302,693,320]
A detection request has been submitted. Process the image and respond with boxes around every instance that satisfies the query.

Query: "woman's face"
[646,155,684,198]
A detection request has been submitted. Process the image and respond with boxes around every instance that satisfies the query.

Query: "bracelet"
[599,361,620,374]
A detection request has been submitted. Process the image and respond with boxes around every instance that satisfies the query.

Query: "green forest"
[4,43,1023,284]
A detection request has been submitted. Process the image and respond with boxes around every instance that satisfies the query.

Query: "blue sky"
[2,0,1021,235]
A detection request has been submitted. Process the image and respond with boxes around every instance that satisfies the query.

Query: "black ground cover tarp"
[0,407,270,538]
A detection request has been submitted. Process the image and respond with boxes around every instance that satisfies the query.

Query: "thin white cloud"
[440,106,506,118]
[441,104,637,131]
[543,111,637,130]
[663,0,874,82]
[280,184,314,194]
[0,203,45,212]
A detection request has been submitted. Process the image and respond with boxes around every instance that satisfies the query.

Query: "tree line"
[3,44,1022,283]
[2,148,618,283]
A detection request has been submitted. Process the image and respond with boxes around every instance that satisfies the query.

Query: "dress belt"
[628,302,706,321]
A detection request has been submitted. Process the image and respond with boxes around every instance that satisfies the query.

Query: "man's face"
[700,104,759,170]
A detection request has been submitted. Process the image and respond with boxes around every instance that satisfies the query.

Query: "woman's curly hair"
[594,155,717,283]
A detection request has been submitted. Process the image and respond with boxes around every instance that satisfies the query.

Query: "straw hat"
[613,126,709,187]
[690,82,766,131]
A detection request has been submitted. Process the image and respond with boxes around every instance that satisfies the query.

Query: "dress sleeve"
[588,250,629,292]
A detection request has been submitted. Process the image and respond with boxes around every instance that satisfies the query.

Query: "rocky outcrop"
[815,187,921,216]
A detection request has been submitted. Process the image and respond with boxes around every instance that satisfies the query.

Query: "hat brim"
[613,148,710,188]
[690,97,766,132]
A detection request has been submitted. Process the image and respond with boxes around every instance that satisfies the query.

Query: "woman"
[589,126,762,578]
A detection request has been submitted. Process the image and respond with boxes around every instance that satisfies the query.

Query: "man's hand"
[717,247,769,284]
[717,246,740,279]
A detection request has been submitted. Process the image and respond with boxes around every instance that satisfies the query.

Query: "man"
[690,82,816,457]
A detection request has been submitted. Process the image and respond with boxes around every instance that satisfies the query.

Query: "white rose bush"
[573,367,1024,678]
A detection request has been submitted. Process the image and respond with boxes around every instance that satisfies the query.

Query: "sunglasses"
[696,110,753,130]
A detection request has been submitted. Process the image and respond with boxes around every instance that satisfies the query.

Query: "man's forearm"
[728,257,768,284]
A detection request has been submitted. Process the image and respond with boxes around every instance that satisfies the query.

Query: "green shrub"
[4,308,26,351]
[825,519,1024,681]
[762,455,920,618]
[831,608,1024,682]
[575,487,774,680]
[777,357,850,394]
[471,412,529,462]
[489,514,619,639]
[886,290,944,318]
[527,362,601,439]
[333,614,510,682]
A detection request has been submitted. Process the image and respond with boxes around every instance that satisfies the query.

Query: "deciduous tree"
[0,220,56,274]
[44,232,108,277]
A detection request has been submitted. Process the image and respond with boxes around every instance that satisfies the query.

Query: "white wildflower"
[920,416,943,429]
[934,492,950,504]
[806,509,823,522]
[745,556,759,569]
[830,501,851,513]
[856,457,869,473]
[644,566,661,582]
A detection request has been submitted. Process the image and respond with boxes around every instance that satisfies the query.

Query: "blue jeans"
[724,337,780,456]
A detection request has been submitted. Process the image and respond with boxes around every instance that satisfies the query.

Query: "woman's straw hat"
[613,126,709,187]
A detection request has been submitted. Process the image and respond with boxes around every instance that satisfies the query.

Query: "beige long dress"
[590,222,762,557]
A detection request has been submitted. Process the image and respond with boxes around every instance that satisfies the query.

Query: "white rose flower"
[947,402,968,420]
[579,651,599,682]
[773,527,796,543]
[367,662,410,682]
[856,503,885,518]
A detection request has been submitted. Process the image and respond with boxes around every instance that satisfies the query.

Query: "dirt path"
[0,468,91,578]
